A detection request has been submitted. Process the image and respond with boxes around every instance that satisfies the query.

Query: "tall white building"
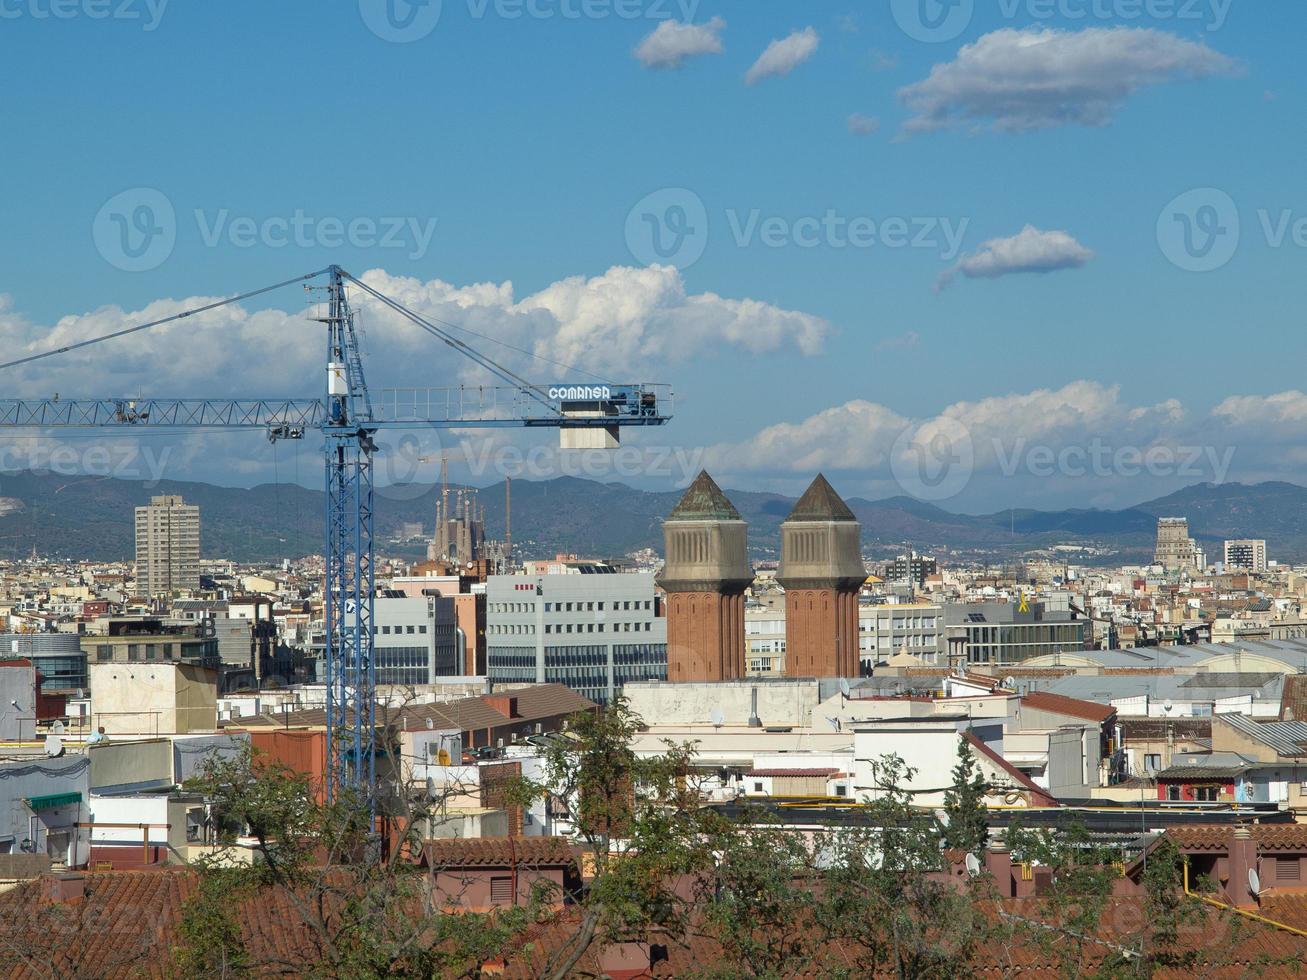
[1224,539,1268,572]
[485,571,667,705]
[134,494,201,597]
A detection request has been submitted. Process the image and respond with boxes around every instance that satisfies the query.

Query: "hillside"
[1,472,1305,563]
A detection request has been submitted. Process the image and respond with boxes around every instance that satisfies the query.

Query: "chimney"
[1227,825,1260,908]
[485,694,519,719]
[984,843,1015,898]
[42,871,86,905]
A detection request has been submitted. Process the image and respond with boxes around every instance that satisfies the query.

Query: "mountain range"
[0,470,1305,565]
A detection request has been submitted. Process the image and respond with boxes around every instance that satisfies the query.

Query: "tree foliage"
[169,703,1266,980]
[942,734,989,855]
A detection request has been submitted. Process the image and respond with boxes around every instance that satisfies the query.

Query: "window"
[753,782,764,793]
[489,876,513,903]
[1144,754,1161,773]
[834,785,848,797]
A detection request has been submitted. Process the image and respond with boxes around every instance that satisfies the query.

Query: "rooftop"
[784,474,856,523]
[665,470,741,522]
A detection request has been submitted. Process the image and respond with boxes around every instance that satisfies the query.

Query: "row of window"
[861,616,938,630]
[488,621,654,636]
[376,646,430,668]
[488,599,652,614]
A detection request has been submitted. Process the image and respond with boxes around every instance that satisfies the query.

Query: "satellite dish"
[43,734,63,758]
[51,721,65,735]
[839,678,852,700]
[826,716,842,733]
[965,853,982,878]
[1002,676,1017,690]
[426,776,437,798]
[1163,700,1174,712]
[425,718,434,730]
[709,707,726,728]
[1249,867,1261,897]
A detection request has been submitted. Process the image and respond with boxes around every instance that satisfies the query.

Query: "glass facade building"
[485,572,668,704]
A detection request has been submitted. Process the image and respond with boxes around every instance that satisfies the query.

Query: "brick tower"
[778,474,864,678]
[657,471,753,682]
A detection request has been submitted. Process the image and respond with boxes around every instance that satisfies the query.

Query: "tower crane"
[0,265,671,821]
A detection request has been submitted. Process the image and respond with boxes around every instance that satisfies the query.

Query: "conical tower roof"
[785,474,856,522]
[666,471,742,522]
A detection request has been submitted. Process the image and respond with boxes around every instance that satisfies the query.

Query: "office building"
[657,471,752,683]
[859,602,944,666]
[944,601,1085,667]
[886,554,938,587]
[1224,539,1268,573]
[778,475,864,678]
[79,618,219,670]
[0,632,86,693]
[374,595,460,687]
[135,494,201,596]
[485,571,667,705]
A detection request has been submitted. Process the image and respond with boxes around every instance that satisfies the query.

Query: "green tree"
[812,755,992,980]
[174,741,545,979]
[942,734,989,855]
[507,697,717,980]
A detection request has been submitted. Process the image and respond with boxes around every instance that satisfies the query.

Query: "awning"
[24,792,81,812]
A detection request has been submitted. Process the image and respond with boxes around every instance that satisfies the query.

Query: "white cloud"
[0,262,829,412]
[745,27,819,85]
[0,265,832,489]
[698,381,1307,509]
[633,17,726,70]
[356,264,830,382]
[936,225,1094,291]
[898,27,1240,135]
[847,112,881,136]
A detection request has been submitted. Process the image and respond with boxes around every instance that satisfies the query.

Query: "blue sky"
[0,1,1303,512]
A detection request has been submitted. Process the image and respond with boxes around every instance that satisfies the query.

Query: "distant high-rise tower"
[1154,517,1201,572]
[134,494,201,596]
[1223,539,1267,572]
[778,475,864,678]
[657,471,753,683]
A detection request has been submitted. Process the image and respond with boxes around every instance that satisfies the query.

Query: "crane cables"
[339,270,577,418]
[0,268,332,373]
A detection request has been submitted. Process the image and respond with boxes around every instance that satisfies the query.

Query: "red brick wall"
[666,591,745,682]
[784,588,859,678]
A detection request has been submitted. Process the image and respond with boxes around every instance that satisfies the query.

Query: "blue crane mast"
[0,264,671,820]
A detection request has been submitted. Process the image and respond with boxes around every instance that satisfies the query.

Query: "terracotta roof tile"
[1021,691,1116,723]
[1166,824,1307,852]
[421,836,580,870]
